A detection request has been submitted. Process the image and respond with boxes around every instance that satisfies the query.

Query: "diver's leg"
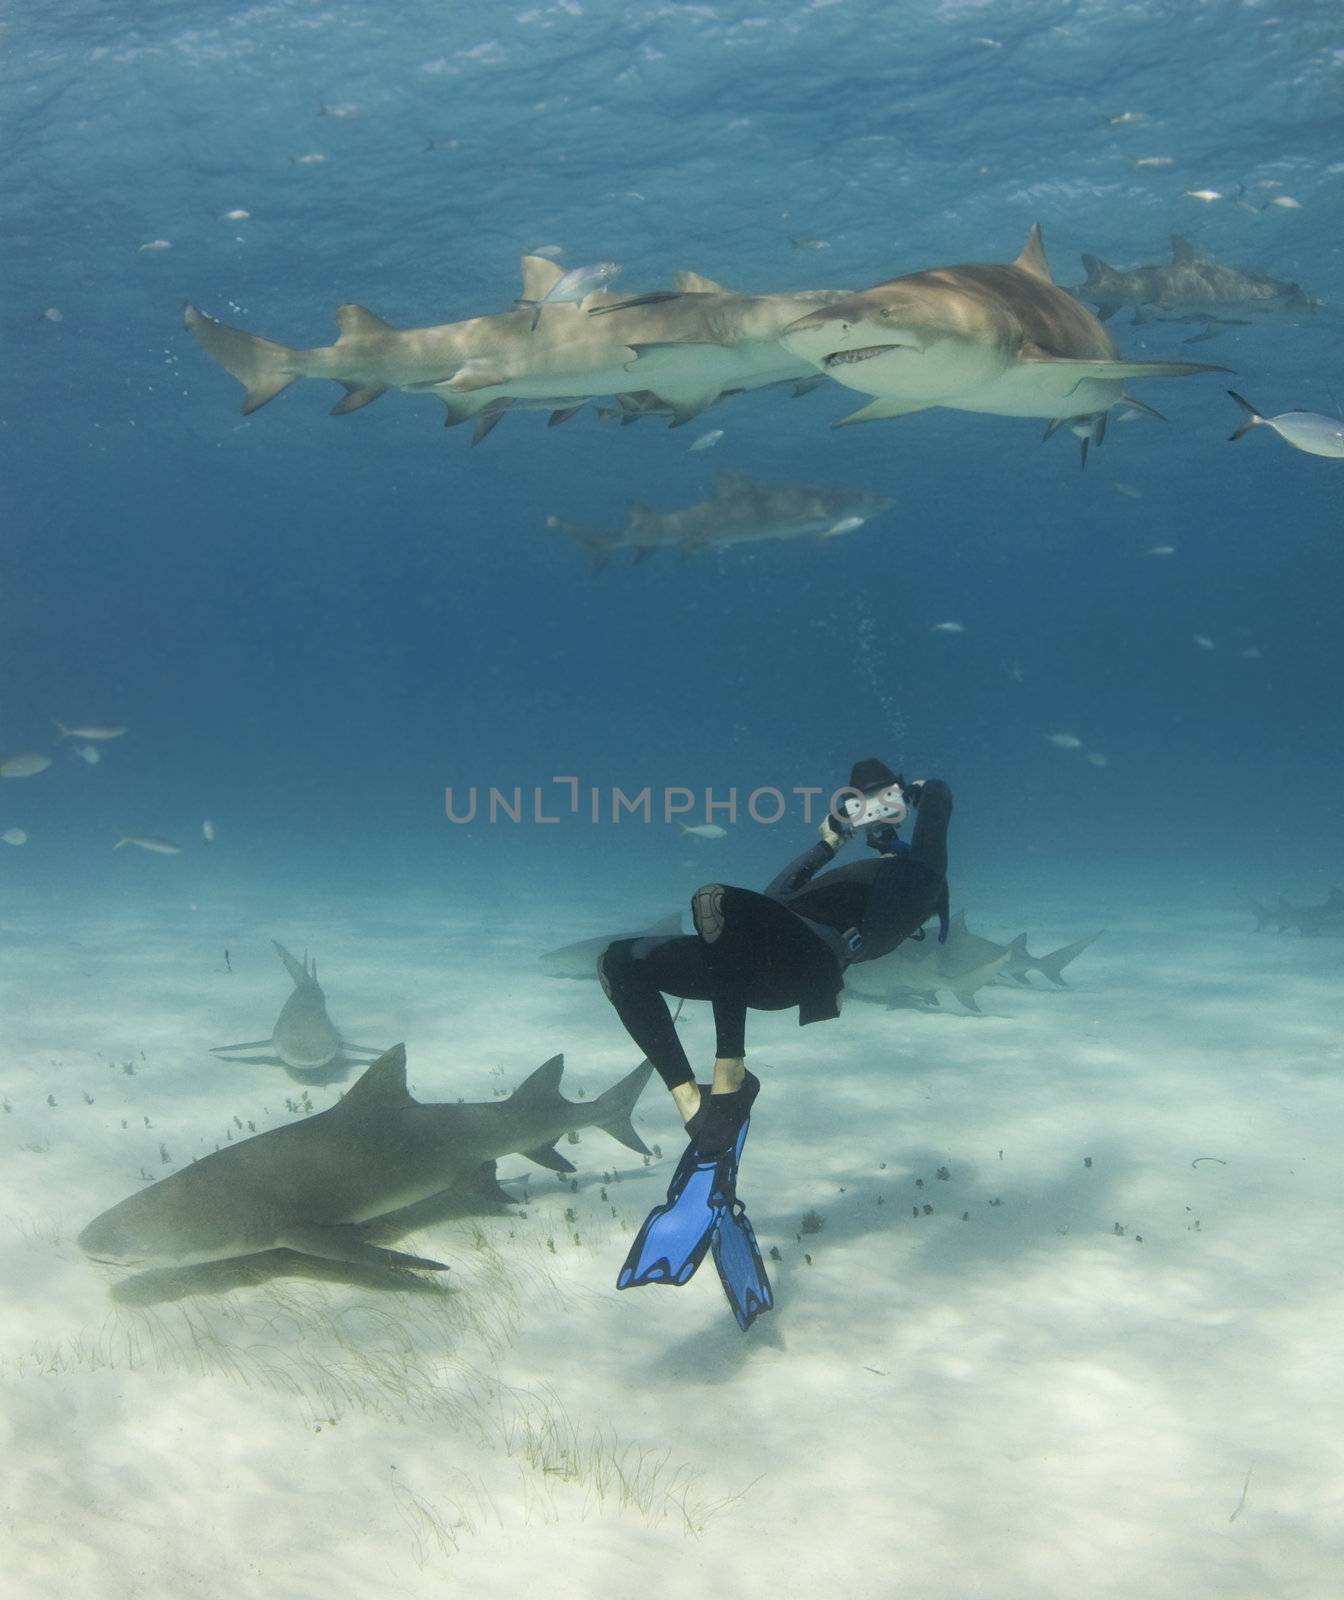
[597,936,709,1102]
[907,779,953,876]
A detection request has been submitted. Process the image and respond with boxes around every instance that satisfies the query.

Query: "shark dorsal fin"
[715,470,754,497]
[675,269,730,294]
[335,304,395,341]
[519,256,566,303]
[643,911,684,937]
[1169,234,1203,265]
[1012,224,1053,284]
[339,1045,413,1112]
[510,1054,565,1104]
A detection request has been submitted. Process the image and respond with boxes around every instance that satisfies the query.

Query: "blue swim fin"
[711,1200,773,1332]
[616,1120,746,1290]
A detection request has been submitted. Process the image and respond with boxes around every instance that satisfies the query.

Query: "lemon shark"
[210,941,385,1086]
[79,1046,654,1272]
[842,937,1015,1014]
[547,470,891,571]
[778,224,1226,461]
[184,257,848,436]
[1076,235,1320,342]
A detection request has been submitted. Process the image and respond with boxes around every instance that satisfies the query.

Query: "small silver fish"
[0,754,52,778]
[2,828,27,846]
[202,819,217,843]
[1086,752,1109,768]
[1194,635,1216,651]
[114,835,182,855]
[1046,733,1083,750]
[679,823,727,839]
[519,262,623,331]
[689,429,724,453]
[71,744,101,766]
[931,621,964,634]
[54,722,127,740]
[1146,545,1176,556]
[1227,392,1344,459]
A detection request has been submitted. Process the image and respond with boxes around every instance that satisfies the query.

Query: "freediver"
[598,759,953,1328]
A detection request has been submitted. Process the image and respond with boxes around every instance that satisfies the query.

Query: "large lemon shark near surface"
[779,224,1229,463]
[184,255,848,439]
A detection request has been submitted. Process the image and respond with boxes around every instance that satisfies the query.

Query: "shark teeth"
[822,345,896,368]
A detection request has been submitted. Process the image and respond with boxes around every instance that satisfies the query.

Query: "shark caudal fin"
[1226,390,1264,441]
[545,514,613,573]
[1033,930,1104,987]
[184,304,301,414]
[587,1058,656,1156]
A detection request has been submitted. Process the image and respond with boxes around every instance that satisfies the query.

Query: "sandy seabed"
[1,877,1341,1600]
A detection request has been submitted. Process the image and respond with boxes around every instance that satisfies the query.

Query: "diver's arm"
[762,817,848,899]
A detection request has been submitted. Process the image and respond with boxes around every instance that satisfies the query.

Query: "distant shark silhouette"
[779,224,1226,464]
[547,471,891,571]
[210,941,385,1085]
[184,257,849,437]
[539,912,685,978]
[79,1046,654,1273]
[1246,888,1344,936]
[1076,235,1320,342]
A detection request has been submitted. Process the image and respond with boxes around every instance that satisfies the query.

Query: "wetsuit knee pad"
[692,884,727,943]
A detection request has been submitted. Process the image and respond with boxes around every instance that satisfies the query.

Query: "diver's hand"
[820,814,850,851]
[903,779,926,807]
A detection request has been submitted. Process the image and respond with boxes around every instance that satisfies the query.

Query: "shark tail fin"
[588,1059,655,1156]
[1034,930,1104,987]
[184,304,300,414]
[545,514,611,573]
[272,940,312,989]
[1226,390,1263,442]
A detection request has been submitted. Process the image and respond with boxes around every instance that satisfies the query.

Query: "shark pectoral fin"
[443,359,510,393]
[792,376,828,398]
[338,1042,387,1058]
[834,398,932,428]
[548,404,584,427]
[280,1224,449,1272]
[1094,304,1121,323]
[211,1049,285,1066]
[1023,356,1232,386]
[522,1142,577,1174]
[330,382,388,415]
[184,304,300,414]
[210,1038,275,1054]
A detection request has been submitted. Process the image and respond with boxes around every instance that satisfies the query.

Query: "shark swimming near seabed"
[778,224,1228,464]
[943,912,1104,988]
[1246,889,1344,936]
[210,941,386,1086]
[184,257,850,437]
[842,936,1015,1014]
[546,471,892,571]
[1076,235,1320,343]
[539,912,685,978]
[79,1045,655,1274]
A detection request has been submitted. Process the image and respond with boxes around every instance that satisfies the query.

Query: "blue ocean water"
[2,4,1343,1591]
[5,0,1341,918]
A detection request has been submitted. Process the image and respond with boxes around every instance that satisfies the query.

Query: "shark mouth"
[822,345,900,369]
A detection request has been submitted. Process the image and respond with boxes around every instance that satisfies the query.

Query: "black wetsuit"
[598,779,953,1091]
